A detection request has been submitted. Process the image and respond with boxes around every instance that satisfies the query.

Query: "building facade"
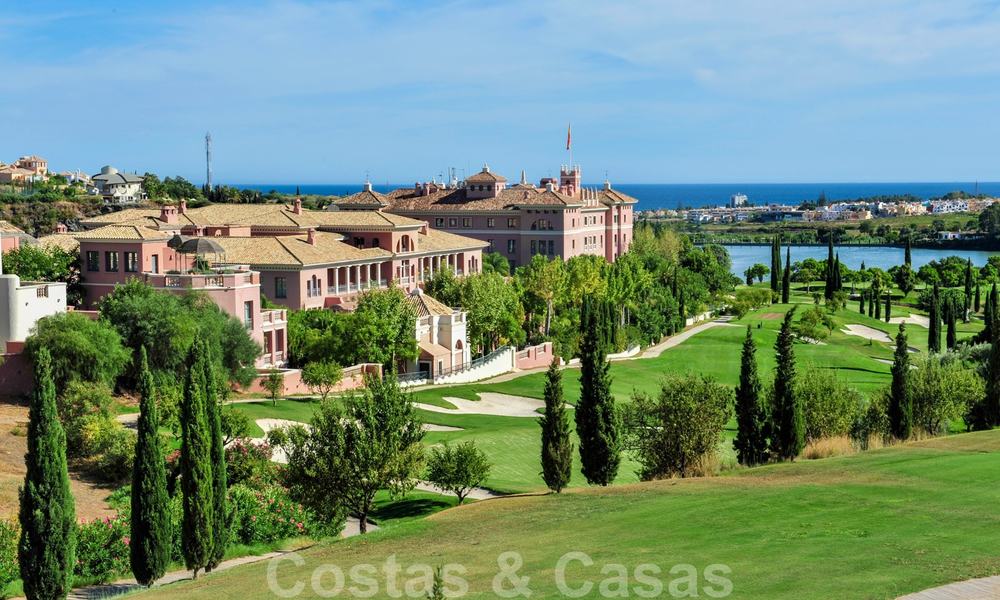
[335,165,637,269]
[405,288,470,378]
[92,166,145,205]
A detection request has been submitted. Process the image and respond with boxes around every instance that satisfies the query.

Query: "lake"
[723,245,1000,277]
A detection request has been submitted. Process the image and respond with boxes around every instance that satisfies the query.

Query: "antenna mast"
[205,132,213,189]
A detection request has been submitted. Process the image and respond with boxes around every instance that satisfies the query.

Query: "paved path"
[897,575,1000,599]
[414,481,505,501]
[640,317,738,359]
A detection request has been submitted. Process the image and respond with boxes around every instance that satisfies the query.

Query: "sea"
[725,245,998,278]
[237,181,1000,211]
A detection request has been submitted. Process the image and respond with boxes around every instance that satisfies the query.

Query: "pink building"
[336,165,637,269]
[73,224,289,368]
[78,201,486,311]
[0,222,26,254]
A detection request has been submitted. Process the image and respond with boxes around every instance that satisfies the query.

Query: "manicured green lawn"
[139,430,1000,600]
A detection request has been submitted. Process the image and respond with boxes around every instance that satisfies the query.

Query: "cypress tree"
[677,291,686,330]
[904,236,912,266]
[130,347,171,587]
[734,326,768,466]
[859,291,865,314]
[874,283,882,321]
[928,283,941,354]
[769,237,779,295]
[975,281,982,313]
[781,247,791,303]
[946,301,958,350]
[867,290,875,318]
[888,323,913,440]
[770,307,804,460]
[964,259,973,322]
[884,289,891,323]
[181,340,214,578]
[575,295,620,486]
[18,348,76,600]
[539,358,572,493]
[972,315,1000,430]
[205,356,229,572]
[834,254,842,291]
[824,236,835,300]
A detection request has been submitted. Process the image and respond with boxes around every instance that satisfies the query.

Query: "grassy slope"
[139,431,1000,600]
[234,298,972,494]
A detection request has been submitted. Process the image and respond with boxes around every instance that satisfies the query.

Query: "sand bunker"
[414,393,546,418]
[422,423,464,432]
[888,314,930,328]
[841,324,892,343]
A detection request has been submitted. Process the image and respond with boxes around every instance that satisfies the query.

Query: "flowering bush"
[0,520,19,597]
[229,484,310,544]
[226,438,276,487]
[75,515,131,583]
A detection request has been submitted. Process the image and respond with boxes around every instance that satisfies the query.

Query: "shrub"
[58,381,114,456]
[625,374,733,480]
[795,369,864,442]
[80,416,136,481]
[910,355,984,436]
[729,287,772,318]
[425,441,492,504]
[75,515,131,583]
[802,436,855,460]
[0,520,18,597]
[794,306,834,341]
[228,485,310,545]
[225,439,276,487]
[851,392,891,451]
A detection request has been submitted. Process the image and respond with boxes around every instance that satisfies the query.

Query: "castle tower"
[559,165,581,197]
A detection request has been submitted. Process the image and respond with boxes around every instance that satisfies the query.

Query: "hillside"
[139,430,1000,599]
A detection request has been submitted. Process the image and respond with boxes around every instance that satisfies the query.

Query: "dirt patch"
[0,403,115,521]
[758,313,784,320]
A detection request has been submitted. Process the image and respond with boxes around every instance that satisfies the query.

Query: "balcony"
[261,309,287,327]
[144,267,257,291]
[327,280,388,295]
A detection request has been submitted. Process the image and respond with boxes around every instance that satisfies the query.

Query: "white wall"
[430,347,514,385]
[0,275,67,350]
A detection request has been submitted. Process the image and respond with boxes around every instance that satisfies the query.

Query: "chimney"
[293,197,303,215]
[160,205,178,225]
[306,228,316,245]
[363,180,373,192]
[604,179,612,191]
[55,223,68,234]
[545,181,555,192]
[179,199,187,214]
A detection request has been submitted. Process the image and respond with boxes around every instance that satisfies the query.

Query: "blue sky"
[3,0,1000,184]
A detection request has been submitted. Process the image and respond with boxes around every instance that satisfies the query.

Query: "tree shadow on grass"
[371,497,455,523]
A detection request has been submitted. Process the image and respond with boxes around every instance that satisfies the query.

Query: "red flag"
[566,124,572,150]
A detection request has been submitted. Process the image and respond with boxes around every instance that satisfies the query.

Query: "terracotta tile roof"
[383,185,638,212]
[81,209,163,228]
[211,232,392,267]
[0,221,25,234]
[334,189,391,208]
[307,210,423,230]
[37,234,80,253]
[417,228,488,252]
[407,290,455,317]
[73,225,171,241]
[466,166,506,183]
[418,340,451,357]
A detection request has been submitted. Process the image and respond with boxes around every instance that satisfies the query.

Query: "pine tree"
[928,283,941,353]
[181,340,214,578]
[734,326,768,466]
[888,323,912,440]
[539,358,573,493]
[770,307,804,460]
[904,236,912,266]
[18,348,76,600]
[130,347,171,587]
[205,356,229,572]
[781,247,791,303]
[884,289,891,323]
[575,295,621,486]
